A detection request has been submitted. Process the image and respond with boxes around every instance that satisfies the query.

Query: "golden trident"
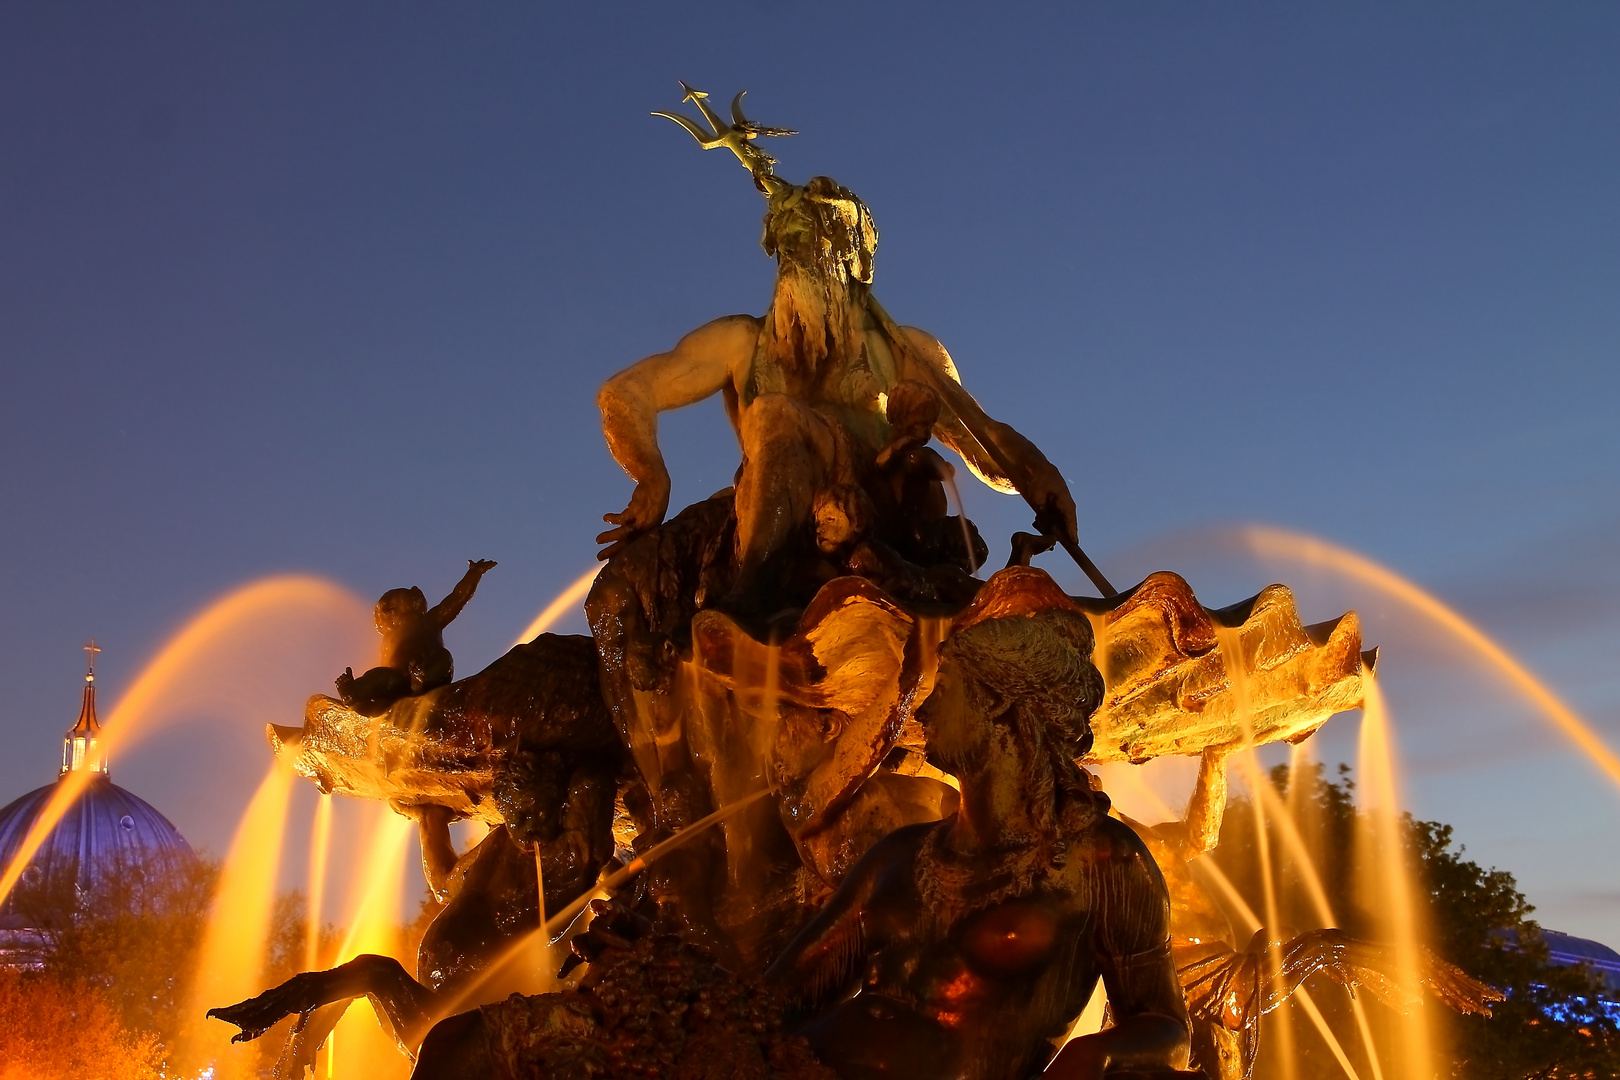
[652,82,797,194]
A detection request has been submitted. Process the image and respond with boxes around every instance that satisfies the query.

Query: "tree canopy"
[4,855,309,1078]
[1211,761,1620,1079]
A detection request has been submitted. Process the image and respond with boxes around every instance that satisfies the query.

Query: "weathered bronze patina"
[212,85,1495,1080]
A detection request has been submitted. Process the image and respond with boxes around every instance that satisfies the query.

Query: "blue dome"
[0,774,197,925]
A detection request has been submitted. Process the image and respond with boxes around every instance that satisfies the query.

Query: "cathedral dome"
[0,775,196,922]
[0,645,196,929]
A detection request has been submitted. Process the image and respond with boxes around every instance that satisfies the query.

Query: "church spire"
[61,640,108,777]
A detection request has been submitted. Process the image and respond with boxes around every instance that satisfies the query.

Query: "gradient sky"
[3,4,1618,943]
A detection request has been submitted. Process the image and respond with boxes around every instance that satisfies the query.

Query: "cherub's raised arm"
[430,559,496,628]
[595,314,760,557]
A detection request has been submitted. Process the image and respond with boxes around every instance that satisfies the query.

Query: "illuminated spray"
[306,792,337,1080]
[1235,525,1620,791]
[329,804,415,1079]
[512,566,602,646]
[0,576,369,911]
[1214,624,1299,1080]
[307,792,334,972]
[1276,743,1386,1080]
[1357,678,1434,1079]
[1106,764,1366,1080]
[184,760,296,1078]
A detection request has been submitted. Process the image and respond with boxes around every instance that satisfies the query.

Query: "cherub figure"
[808,483,978,606]
[335,559,496,716]
[874,379,953,536]
[765,576,1194,1080]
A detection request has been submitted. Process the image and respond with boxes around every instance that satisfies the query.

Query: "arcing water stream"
[13,532,1616,1078]
[510,565,601,647]
[0,576,370,914]
[1232,525,1620,791]
[327,805,416,1078]
[1099,762,1369,1080]
[307,792,334,972]
[1215,624,1300,1080]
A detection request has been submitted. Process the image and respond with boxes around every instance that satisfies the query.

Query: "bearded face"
[760,176,878,286]
[759,177,879,377]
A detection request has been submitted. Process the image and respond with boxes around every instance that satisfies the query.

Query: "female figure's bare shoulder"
[1070,814,1170,886]
[1096,813,1159,860]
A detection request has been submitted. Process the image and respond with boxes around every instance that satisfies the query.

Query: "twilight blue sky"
[2,4,1618,940]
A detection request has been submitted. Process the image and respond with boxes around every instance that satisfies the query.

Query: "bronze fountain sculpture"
[336,559,498,717]
[211,85,1498,1080]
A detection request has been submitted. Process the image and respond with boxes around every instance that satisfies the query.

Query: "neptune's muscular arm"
[595,315,761,558]
[892,326,1081,551]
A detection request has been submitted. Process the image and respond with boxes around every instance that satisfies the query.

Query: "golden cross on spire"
[83,638,100,681]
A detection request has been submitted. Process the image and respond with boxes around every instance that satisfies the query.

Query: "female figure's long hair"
[941,604,1107,854]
